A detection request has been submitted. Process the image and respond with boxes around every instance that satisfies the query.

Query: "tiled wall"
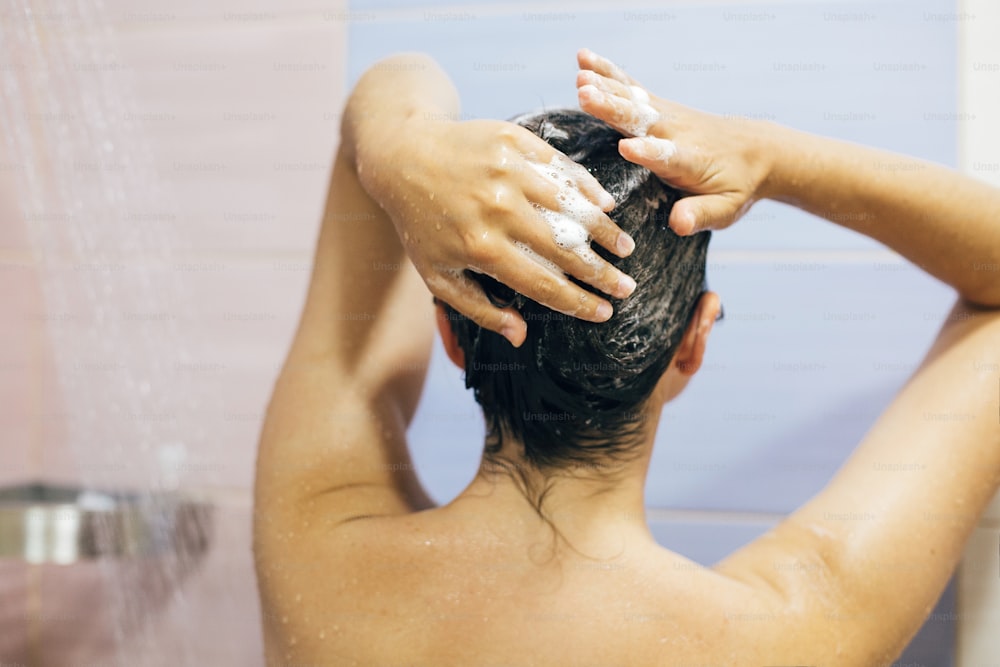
[0,0,996,664]
[0,1,348,664]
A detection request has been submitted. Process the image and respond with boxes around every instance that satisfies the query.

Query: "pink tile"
[0,170,33,252]
[104,20,346,256]
[38,259,306,489]
[0,1,351,34]
[103,0,347,28]
[0,262,42,486]
[35,562,117,666]
[36,492,263,666]
[7,17,347,263]
[0,561,30,664]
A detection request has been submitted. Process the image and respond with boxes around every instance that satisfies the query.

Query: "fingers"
[618,135,685,179]
[619,137,745,235]
[430,271,528,347]
[670,193,744,235]
[514,130,616,211]
[512,208,636,300]
[553,152,617,212]
[577,69,634,100]
[519,164,634,259]
[578,84,659,138]
[587,205,636,258]
[577,48,638,86]
[484,246,615,324]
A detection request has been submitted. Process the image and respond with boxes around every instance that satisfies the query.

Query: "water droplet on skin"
[295,593,301,602]
[319,631,326,639]
[429,192,435,201]
[403,231,410,242]
[434,223,441,231]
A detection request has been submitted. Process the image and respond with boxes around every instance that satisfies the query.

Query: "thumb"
[669,193,744,235]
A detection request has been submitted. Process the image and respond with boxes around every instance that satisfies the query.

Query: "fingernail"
[501,324,523,347]
[617,274,637,298]
[619,137,645,156]
[617,233,635,256]
[596,302,613,321]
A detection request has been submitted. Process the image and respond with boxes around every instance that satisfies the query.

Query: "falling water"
[1,1,214,664]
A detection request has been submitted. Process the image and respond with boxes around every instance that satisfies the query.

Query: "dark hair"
[444,109,711,486]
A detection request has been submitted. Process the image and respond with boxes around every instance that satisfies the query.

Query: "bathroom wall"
[0,1,348,663]
[1,0,995,664]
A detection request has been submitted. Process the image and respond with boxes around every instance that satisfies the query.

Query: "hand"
[576,48,773,236]
[357,115,638,346]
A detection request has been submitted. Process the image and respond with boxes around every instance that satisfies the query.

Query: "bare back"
[259,507,785,667]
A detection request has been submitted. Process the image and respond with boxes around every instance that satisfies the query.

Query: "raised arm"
[578,48,1000,663]
[577,49,1000,307]
[346,53,641,347]
[257,52,640,530]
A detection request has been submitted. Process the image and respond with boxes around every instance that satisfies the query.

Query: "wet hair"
[443,109,711,489]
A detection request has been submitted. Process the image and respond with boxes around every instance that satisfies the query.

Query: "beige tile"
[70,492,264,666]
[959,0,1000,187]
[984,490,1000,521]
[956,525,1000,665]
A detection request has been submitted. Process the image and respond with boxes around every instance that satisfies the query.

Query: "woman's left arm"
[256,52,641,530]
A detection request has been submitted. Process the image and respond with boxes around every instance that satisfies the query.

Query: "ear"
[672,292,721,377]
[435,302,465,370]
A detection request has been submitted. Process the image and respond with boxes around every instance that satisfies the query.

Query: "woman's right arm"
[576,48,1000,307]
[578,48,1000,664]
[761,127,1000,306]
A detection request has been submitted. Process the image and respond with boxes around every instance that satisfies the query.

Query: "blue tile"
[347,0,957,250]
[648,517,772,565]
[406,339,484,504]
[645,260,956,513]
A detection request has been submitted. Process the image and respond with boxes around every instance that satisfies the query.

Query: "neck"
[446,406,663,557]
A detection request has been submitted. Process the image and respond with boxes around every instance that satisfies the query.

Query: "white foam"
[621,102,659,137]
[526,157,601,265]
[612,84,658,137]
[628,85,650,104]
[514,240,561,275]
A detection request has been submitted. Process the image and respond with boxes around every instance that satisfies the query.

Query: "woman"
[254,49,1000,666]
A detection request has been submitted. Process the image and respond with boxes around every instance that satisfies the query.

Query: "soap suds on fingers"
[525,156,603,267]
[620,85,659,137]
[514,240,562,275]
